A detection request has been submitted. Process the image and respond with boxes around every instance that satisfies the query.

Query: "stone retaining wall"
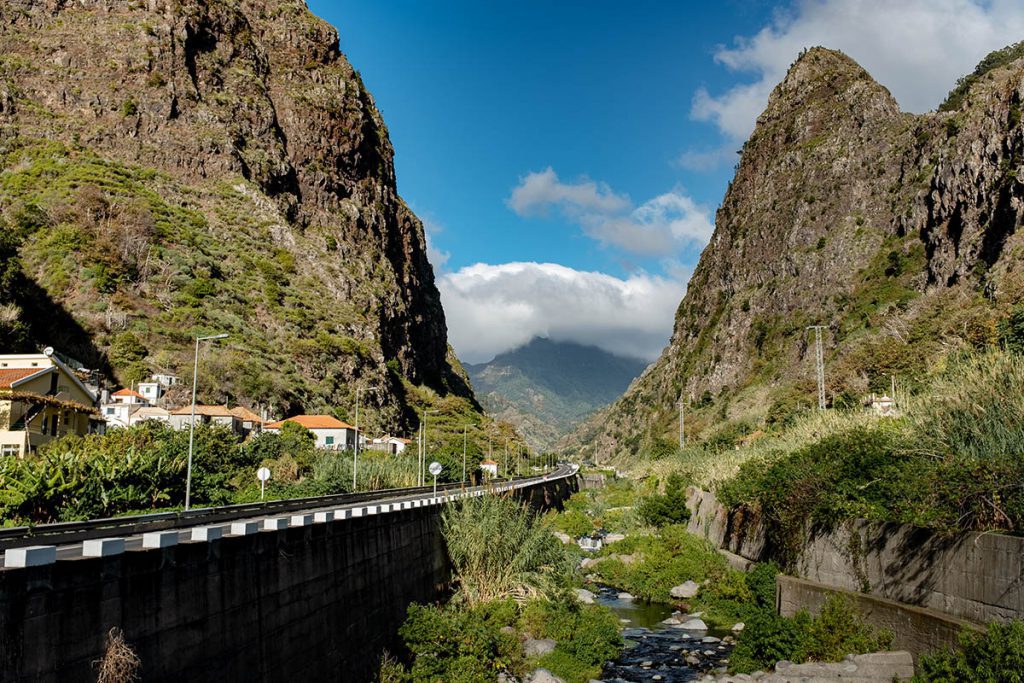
[777,576,984,659]
[686,487,1024,625]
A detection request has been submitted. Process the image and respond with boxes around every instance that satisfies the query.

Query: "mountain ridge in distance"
[465,338,649,450]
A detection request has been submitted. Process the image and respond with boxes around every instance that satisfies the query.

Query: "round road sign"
[428,461,443,476]
[257,467,271,482]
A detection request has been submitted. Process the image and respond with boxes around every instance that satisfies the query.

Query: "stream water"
[593,586,733,682]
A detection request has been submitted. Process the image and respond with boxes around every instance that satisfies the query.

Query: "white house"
[370,434,412,455]
[263,415,358,450]
[101,402,136,429]
[110,388,148,405]
[0,350,100,457]
[137,381,162,404]
[137,374,180,404]
[480,459,498,478]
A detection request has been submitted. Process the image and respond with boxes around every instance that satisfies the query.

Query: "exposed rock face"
[571,47,1024,461]
[0,0,474,424]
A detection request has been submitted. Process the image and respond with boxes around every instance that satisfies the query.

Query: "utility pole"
[677,398,685,449]
[807,325,827,410]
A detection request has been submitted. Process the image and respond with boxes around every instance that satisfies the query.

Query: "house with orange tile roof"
[0,351,99,457]
[263,415,358,450]
[101,387,152,430]
[110,388,148,405]
[480,459,499,478]
[167,404,264,438]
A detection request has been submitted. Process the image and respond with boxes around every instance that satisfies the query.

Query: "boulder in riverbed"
[679,617,708,630]
[670,580,700,599]
[524,638,557,657]
[575,588,596,604]
[525,669,565,683]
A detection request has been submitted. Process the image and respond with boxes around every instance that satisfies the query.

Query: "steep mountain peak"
[0,0,474,429]
[568,42,1024,463]
[752,47,901,154]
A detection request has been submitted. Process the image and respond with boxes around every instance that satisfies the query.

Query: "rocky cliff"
[0,0,474,427]
[570,45,1024,461]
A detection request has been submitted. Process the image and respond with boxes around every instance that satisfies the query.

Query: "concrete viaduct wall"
[0,475,576,683]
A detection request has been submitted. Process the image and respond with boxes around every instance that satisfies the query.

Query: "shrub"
[745,561,781,609]
[591,524,727,603]
[443,495,571,605]
[638,473,692,527]
[914,620,1024,682]
[398,601,522,682]
[730,609,812,674]
[730,595,891,674]
[521,599,622,682]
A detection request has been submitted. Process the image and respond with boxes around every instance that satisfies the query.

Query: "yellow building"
[0,352,99,457]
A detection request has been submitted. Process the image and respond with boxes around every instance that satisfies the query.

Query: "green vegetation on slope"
[939,41,1024,112]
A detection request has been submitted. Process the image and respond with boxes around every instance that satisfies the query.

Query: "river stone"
[660,616,681,625]
[553,531,573,544]
[617,591,634,601]
[616,553,638,565]
[679,617,708,630]
[732,622,745,632]
[524,638,557,657]
[525,670,564,683]
[580,557,601,569]
[702,636,721,643]
[670,580,700,599]
[605,533,626,543]
[576,588,596,604]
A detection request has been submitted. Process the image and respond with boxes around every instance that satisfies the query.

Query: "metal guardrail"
[0,465,576,552]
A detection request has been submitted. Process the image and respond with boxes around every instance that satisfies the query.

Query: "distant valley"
[465,338,648,450]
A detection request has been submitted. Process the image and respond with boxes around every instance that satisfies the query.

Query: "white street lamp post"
[185,332,228,511]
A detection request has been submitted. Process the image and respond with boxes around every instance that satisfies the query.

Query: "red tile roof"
[112,388,146,400]
[230,406,264,423]
[264,415,355,430]
[0,367,48,389]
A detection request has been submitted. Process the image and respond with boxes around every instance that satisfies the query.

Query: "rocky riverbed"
[592,586,734,682]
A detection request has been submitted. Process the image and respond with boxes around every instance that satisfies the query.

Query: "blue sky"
[308,0,1024,363]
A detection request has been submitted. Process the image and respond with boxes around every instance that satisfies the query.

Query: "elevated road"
[0,464,578,567]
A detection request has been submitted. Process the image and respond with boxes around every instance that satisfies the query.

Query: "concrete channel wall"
[685,487,1022,654]
[0,475,576,683]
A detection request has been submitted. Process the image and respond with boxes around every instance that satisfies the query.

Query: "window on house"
[325,436,335,445]
[106,408,115,415]
[1,445,18,457]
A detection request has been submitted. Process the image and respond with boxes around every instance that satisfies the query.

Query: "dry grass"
[95,628,141,683]
[625,408,886,491]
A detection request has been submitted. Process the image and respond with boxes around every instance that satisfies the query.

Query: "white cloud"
[507,168,713,255]
[439,262,686,363]
[508,167,630,216]
[689,0,1024,151]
